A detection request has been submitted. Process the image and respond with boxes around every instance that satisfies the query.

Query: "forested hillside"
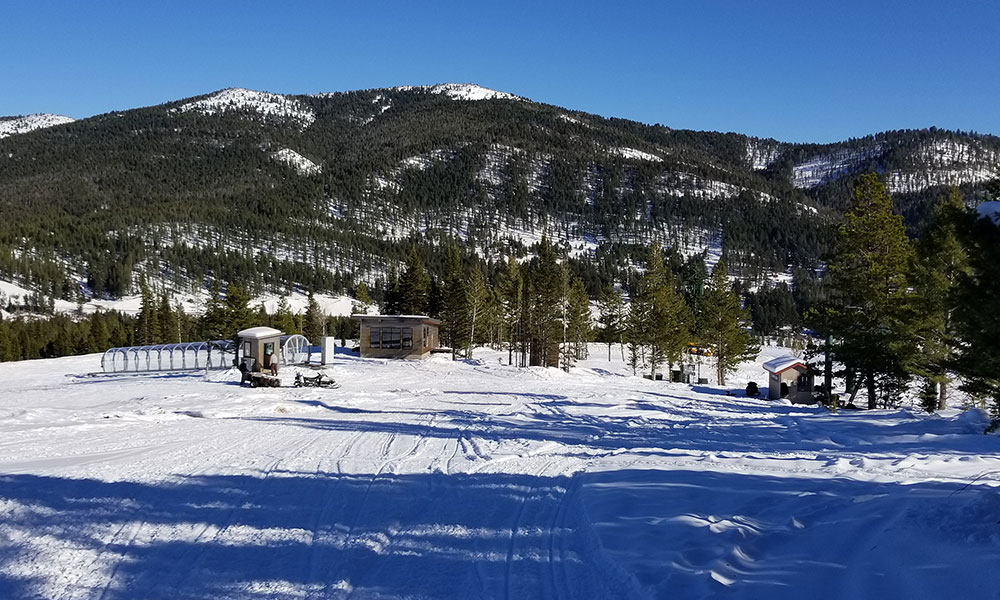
[1,84,998,303]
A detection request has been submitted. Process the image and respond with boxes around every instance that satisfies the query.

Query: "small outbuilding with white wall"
[763,355,816,404]
[237,326,284,372]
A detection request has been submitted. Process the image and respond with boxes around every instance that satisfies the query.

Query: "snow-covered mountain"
[0,84,997,303]
[0,113,75,138]
[176,88,316,128]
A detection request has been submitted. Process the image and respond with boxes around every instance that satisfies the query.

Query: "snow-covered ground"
[1,345,997,599]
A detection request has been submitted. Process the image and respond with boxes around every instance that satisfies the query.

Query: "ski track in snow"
[0,346,998,599]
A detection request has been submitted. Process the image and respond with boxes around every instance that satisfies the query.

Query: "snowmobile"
[294,372,340,389]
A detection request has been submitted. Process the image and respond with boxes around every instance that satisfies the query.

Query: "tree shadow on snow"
[0,470,633,600]
[0,469,996,599]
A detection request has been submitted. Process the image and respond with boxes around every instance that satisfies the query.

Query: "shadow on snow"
[0,469,996,599]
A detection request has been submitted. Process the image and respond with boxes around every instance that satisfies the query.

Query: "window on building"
[383,327,402,349]
[423,326,428,348]
[370,327,381,348]
[402,327,412,349]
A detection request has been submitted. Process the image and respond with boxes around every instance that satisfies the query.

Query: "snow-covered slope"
[395,83,524,101]
[0,346,996,598]
[0,114,75,139]
[0,278,362,319]
[270,148,322,176]
[176,88,315,128]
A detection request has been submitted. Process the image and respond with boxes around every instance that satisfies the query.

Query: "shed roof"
[352,314,442,325]
[237,326,284,340]
[762,355,808,374]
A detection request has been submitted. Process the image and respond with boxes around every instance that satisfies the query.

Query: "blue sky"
[2,1,998,142]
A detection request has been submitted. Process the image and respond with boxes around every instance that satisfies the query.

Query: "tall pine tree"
[701,261,758,386]
[441,244,469,360]
[597,284,625,361]
[397,246,430,315]
[912,188,971,411]
[817,174,917,409]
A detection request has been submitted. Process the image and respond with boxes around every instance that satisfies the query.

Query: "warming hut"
[237,326,284,371]
[353,315,441,359]
[762,355,815,403]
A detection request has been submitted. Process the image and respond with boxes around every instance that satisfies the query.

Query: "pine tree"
[566,277,592,362]
[624,299,645,376]
[223,283,255,335]
[302,291,325,342]
[702,261,758,386]
[441,244,469,360]
[200,280,228,340]
[465,265,489,357]
[495,257,523,365]
[274,296,297,334]
[397,246,430,315]
[953,198,1000,411]
[597,284,625,362]
[817,174,917,408]
[633,244,692,380]
[531,237,567,367]
[383,266,402,315]
[912,188,971,411]
[87,312,110,353]
[158,293,179,343]
[135,280,159,345]
[354,281,373,314]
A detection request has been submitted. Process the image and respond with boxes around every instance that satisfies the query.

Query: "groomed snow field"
[1,345,998,599]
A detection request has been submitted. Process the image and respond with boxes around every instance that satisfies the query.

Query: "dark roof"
[352,314,442,326]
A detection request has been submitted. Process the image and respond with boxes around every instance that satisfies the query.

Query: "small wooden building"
[763,355,815,403]
[353,315,441,359]
[237,326,284,372]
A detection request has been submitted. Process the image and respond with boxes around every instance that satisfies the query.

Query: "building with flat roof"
[353,315,441,359]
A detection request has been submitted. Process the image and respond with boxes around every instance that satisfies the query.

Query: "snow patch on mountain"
[0,114,75,139]
[746,139,781,170]
[429,83,523,101]
[887,167,999,195]
[400,149,456,171]
[270,148,321,176]
[886,140,1000,194]
[658,172,743,200]
[558,113,588,126]
[394,83,523,102]
[792,146,885,188]
[609,146,663,163]
[477,144,523,187]
[177,88,315,128]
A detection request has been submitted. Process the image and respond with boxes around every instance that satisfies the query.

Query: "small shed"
[762,355,815,403]
[237,326,284,371]
[353,315,441,359]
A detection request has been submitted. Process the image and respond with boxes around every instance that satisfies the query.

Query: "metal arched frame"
[101,340,236,374]
[280,334,312,365]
